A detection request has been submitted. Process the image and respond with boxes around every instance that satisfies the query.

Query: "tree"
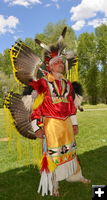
[78,33,98,104]
[0,72,21,107]
[0,53,3,72]
[95,24,107,103]
[24,38,35,51]
[2,49,12,77]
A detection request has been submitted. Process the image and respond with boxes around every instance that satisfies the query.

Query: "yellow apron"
[44,117,78,166]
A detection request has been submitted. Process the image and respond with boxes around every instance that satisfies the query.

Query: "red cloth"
[30,77,76,120]
[29,79,46,94]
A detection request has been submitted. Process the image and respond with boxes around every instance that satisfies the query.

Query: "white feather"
[74,94,83,108]
[22,95,34,111]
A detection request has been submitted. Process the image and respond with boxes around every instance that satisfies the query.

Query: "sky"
[0,0,107,53]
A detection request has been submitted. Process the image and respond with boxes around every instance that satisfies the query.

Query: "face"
[50,59,64,73]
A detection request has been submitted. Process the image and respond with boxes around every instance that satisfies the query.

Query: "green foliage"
[1,49,12,77]
[44,20,67,39]
[0,72,22,108]
[95,25,107,104]
[86,64,98,105]
[24,38,35,51]
[77,25,107,104]
[78,32,98,104]
[0,53,3,71]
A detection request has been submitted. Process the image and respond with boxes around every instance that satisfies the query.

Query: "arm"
[31,104,45,139]
[68,81,78,135]
[29,78,47,138]
[70,115,78,136]
[31,119,44,139]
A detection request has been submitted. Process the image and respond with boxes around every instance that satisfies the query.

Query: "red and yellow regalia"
[29,72,82,195]
[4,27,88,197]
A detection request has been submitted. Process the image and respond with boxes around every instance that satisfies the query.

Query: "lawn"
[0,107,107,200]
[83,103,107,109]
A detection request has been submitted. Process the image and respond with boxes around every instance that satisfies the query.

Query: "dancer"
[5,27,90,197]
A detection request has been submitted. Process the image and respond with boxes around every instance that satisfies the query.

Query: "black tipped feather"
[58,26,67,43]
[23,86,33,95]
[35,39,50,51]
[35,39,41,45]
[61,26,67,38]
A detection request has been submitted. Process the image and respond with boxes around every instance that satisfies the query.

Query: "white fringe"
[37,171,53,196]
[55,156,78,181]
[22,90,38,111]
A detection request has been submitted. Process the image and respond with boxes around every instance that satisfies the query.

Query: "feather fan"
[10,41,42,85]
[4,92,37,140]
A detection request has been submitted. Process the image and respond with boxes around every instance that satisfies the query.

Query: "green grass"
[83,103,107,109]
[0,108,107,200]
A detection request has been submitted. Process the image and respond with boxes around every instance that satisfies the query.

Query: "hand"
[34,128,45,139]
[73,125,78,136]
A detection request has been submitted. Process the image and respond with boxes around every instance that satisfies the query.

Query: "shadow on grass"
[0,146,107,200]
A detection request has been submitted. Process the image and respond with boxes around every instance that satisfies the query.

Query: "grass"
[83,103,107,109]
[0,107,107,200]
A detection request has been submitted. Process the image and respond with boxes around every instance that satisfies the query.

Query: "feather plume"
[58,26,67,43]
[66,56,78,71]
[57,26,67,55]
[35,39,50,52]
